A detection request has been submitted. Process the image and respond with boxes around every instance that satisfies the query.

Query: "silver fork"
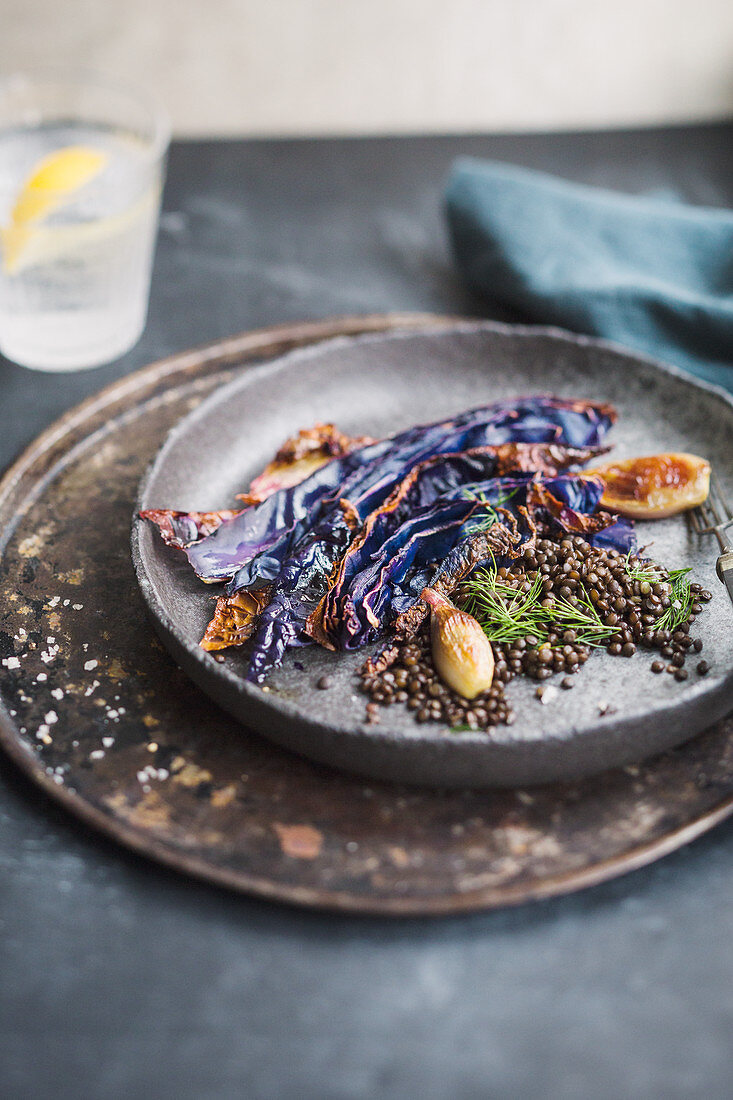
[689,469,733,607]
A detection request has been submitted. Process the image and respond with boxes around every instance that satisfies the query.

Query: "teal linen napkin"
[445,158,733,393]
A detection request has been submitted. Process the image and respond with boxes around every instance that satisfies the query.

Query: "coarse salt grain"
[102,736,114,748]
[51,688,64,700]
[36,672,47,682]
[89,749,105,760]
[44,710,58,725]
[84,659,98,671]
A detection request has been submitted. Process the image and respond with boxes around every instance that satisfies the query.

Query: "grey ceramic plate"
[132,322,733,788]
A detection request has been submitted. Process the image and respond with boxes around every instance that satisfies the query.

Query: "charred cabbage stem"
[422,588,494,699]
[584,453,710,519]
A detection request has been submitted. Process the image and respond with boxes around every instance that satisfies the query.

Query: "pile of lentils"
[358,534,712,730]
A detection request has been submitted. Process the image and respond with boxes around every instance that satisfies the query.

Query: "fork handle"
[716,549,733,608]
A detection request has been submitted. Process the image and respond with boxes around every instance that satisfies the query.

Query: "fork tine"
[710,469,733,529]
[691,466,730,534]
[693,485,719,531]
[691,467,733,535]
[701,491,722,528]
[689,506,705,533]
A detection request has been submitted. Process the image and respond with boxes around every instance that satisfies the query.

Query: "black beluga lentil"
[359,534,710,730]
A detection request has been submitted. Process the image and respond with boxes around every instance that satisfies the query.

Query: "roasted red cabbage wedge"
[308,473,633,654]
[364,477,637,675]
[244,468,616,682]
[306,444,603,651]
[362,521,533,678]
[240,395,618,683]
[144,396,621,682]
[186,396,615,588]
[306,504,522,652]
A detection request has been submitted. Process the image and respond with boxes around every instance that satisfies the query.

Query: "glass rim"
[0,67,170,164]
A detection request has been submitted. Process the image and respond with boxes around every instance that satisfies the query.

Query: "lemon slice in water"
[2,145,108,274]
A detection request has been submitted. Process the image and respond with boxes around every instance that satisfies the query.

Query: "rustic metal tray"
[1,313,732,915]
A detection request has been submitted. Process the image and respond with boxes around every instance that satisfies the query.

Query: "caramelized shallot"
[421,587,494,699]
[585,453,710,519]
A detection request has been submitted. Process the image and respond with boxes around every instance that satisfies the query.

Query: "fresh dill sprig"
[623,554,695,631]
[547,588,615,647]
[460,550,698,652]
[623,552,692,588]
[459,566,615,648]
[622,550,666,585]
[459,565,548,644]
[653,568,694,632]
[462,486,519,535]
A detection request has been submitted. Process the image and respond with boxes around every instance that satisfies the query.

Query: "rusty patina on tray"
[1,313,732,915]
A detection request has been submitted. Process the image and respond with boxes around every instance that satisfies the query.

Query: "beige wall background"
[3,0,733,136]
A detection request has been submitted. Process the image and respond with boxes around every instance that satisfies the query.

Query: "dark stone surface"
[2,124,733,1098]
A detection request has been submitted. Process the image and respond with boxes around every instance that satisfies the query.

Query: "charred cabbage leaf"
[306,443,599,650]
[386,475,636,647]
[306,471,628,654]
[236,423,374,506]
[139,509,239,550]
[200,587,273,651]
[363,519,535,676]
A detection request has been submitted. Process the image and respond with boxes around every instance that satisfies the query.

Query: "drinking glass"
[0,71,169,371]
